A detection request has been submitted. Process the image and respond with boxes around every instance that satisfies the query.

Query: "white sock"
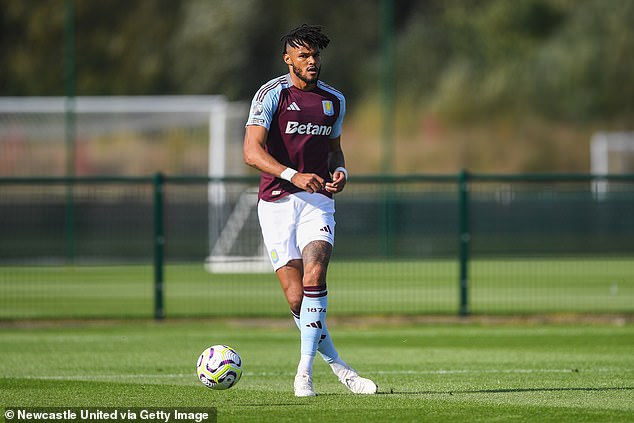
[297,354,315,376]
[329,357,351,376]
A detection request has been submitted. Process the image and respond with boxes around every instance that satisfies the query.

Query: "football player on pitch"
[243,24,378,397]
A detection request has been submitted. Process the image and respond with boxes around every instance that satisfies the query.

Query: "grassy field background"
[1,319,632,422]
[2,256,632,420]
[1,258,632,319]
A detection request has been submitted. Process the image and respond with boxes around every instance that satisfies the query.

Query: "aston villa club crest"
[322,100,334,116]
[270,249,279,264]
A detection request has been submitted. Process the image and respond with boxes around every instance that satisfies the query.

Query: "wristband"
[280,167,298,182]
[334,166,349,181]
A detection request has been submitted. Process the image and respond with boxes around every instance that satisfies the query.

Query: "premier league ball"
[196,345,243,390]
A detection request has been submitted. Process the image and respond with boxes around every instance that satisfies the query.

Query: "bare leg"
[275,241,331,310]
[301,240,332,288]
[276,259,304,315]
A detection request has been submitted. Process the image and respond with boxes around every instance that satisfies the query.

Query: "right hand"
[290,173,325,194]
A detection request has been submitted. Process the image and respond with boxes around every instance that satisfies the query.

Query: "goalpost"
[590,131,634,200]
[0,96,269,271]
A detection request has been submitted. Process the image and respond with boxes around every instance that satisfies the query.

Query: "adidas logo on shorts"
[320,225,333,234]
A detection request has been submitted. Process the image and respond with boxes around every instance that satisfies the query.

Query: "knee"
[301,241,331,287]
[302,263,327,287]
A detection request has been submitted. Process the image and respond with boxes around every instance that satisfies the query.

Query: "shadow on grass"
[384,386,634,395]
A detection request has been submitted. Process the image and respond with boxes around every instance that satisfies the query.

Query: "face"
[284,43,321,87]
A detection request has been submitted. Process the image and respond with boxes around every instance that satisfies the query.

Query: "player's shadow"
[240,386,633,403]
[384,386,634,395]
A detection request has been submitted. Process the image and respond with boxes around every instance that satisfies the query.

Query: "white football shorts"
[257,191,336,271]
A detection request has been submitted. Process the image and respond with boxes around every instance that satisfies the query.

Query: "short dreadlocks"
[280,24,330,54]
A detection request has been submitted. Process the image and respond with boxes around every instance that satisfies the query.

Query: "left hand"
[325,171,347,193]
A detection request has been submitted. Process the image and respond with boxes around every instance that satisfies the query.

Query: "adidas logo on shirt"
[286,102,301,111]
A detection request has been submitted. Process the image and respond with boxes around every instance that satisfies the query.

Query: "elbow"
[243,150,257,169]
[243,149,252,167]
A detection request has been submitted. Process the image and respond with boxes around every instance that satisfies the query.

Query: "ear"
[283,52,291,66]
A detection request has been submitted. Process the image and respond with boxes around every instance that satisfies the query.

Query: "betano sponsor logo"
[285,121,332,136]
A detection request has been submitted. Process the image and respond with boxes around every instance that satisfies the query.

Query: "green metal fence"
[1,173,633,319]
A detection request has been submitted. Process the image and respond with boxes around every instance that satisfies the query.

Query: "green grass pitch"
[1,320,633,422]
[1,258,633,319]
[1,258,632,421]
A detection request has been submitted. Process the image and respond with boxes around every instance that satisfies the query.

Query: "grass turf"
[1,258,633,319]
[1,319,633,422]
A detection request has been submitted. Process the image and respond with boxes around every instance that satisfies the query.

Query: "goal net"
[204,187,270,273]
[0,96,269,271]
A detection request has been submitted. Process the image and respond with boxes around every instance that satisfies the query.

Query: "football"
[196,345,243,390]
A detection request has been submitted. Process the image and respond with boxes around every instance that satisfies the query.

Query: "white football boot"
[294,372,316,397]
[338,368,378,394]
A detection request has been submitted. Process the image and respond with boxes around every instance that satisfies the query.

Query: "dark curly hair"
[280,24,330,54]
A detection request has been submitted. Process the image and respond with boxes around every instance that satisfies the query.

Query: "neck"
[288,71,316,91]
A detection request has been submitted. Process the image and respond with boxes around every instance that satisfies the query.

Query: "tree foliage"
[1,0,632,122]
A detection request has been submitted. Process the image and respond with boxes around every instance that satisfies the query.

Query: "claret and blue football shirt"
[246,74,346,202]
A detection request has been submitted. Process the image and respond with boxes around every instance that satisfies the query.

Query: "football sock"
[298,285,328,373]
[292,314,350,377]
[316,327,340,364]
[292,310,340,364]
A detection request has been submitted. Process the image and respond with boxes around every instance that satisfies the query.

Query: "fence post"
[380,182,395,257]
[64,178,76,264]
[63,0,76,265]
[153,173,165,320]
[458,170,470,316]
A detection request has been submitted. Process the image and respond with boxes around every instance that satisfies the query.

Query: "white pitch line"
[376,369,578,375]
[15,367,631,382]
[20,374,192,380]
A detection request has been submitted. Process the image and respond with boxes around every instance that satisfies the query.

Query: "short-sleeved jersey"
[246,73,346,202]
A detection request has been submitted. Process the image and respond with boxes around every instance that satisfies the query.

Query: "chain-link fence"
[1,173,632,319]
